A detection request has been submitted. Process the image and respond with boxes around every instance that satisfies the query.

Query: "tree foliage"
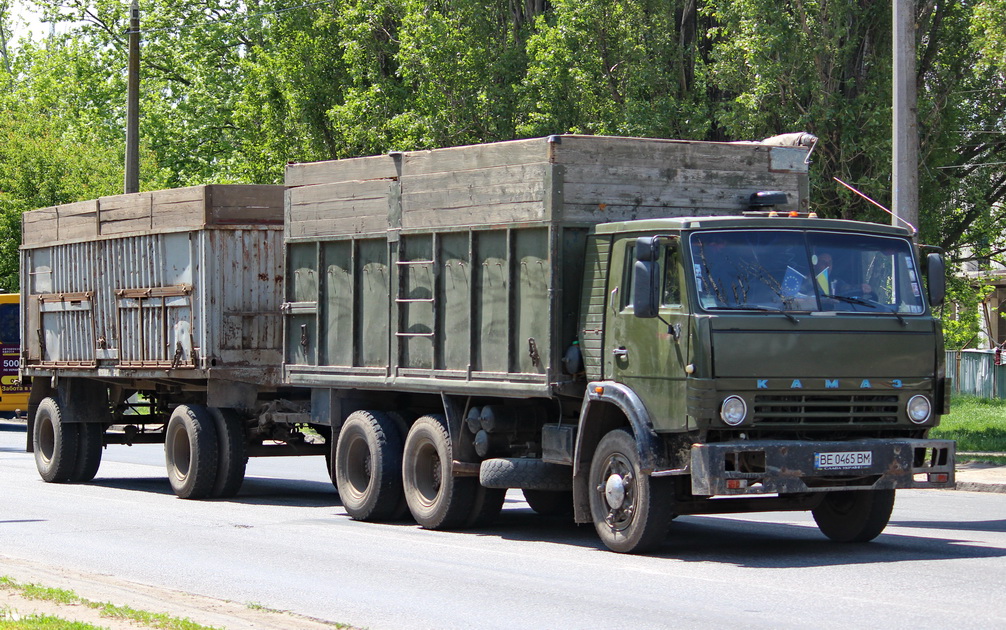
[3,0,1006,342]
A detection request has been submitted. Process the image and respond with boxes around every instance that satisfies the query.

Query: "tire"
[335,410,405,521]
[402,414,477,529]
[523,489,574,517]
[209,407,248,499]
[812,489,896,543]
[466,486,507,528]
[588,429,674,554]
[71,422,104,483]
[33,397,79,483]
[164,404,220,499]
[479,457,573,491]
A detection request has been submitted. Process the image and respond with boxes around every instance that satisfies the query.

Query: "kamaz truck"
[20,134,954,553]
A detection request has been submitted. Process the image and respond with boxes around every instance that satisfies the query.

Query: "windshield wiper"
[706,304,799,324]
[822,294,906,326]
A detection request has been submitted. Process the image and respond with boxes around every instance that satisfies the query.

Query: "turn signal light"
[928,473,949,483]
[726,479,748,489]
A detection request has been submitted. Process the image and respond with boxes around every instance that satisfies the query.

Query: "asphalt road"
[2,421,1006,629]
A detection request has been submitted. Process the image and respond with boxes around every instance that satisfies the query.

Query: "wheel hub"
[595,454,635,531]
[604,474,626,509]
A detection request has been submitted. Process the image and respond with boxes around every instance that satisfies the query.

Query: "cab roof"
[591,214,913,238]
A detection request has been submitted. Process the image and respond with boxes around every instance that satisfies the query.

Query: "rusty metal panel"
[21,186,285,387]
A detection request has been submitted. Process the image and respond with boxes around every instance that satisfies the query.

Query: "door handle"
[612,346,628,358]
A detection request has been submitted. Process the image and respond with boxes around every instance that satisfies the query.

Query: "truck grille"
[753,394,899,424]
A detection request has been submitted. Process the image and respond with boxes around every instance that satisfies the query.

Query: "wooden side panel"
[285,154,398,187]
[287,180,393,238]
[149,187,208,231]
[208,185,284,225]
[400,163,548,229]
[21,208,58,247]
[555,137,806,221]
[401,138,547,176]
[98,192,153,235]
[56,201,99,241]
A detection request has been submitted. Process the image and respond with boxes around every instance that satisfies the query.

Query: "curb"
[952,481,1006,494]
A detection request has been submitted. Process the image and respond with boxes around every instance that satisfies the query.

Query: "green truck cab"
[573,213,953,551]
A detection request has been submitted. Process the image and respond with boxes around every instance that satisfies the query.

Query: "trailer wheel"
[402,415,476,529]
[33,397,79,483]
[71,423,105,483]
[165,404,220,499]
[209,408,248,499]
[588,429,674,553]
[523,489,574,517]
[335,410,405,521]
[812,489,895,543]
[465,486,506,528]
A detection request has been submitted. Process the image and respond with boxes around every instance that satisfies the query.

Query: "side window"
[0,303,18,345]
[662,246,681,306]
[622,243,635,310]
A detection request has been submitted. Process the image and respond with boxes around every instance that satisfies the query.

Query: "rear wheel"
[812,489,896,542]
[523,489,573,517]
[33,397,79,483]
[335,410,405,521]
[403,415,476,529]
[588,429,674,553]
[209,407,248,499]
[466,486,507,528]
[72,422,104,483]
[164,404,219,499]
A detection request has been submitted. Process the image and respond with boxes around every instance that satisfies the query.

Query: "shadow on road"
[452,506,1006,566]
[86,475,340,508]
[890,518,1006,533]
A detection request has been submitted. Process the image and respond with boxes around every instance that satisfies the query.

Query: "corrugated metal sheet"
[946,350,1006,399]
[22,228,284,384]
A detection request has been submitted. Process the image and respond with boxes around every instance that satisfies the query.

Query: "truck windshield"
[689,229,926,314]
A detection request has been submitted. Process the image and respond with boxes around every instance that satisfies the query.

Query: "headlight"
[907,395,932,424]
[720,395,748,426]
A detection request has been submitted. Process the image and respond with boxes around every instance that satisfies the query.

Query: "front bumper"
[688,438,955,496]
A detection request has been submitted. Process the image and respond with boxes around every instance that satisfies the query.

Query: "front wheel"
[588,429,674,553]
[812,489,895,542]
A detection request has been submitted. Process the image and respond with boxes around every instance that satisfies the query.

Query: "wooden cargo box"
[283,135,810,398]
[20,185,286,391]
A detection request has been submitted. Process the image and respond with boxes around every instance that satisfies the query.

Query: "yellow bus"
[0,293,29,417]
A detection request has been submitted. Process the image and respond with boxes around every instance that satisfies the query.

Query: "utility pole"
[124,0,140,194]
[892,0,918,232]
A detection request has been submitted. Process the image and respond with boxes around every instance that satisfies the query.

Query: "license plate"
[814,451,872,470]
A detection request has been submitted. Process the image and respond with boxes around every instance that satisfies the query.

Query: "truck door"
[603,237,690,432]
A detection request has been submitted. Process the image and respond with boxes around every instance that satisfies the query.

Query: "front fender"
[574,381,665,476]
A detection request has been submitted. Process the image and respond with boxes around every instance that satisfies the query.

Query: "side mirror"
[926,252,945,308]
[633,237,660,318]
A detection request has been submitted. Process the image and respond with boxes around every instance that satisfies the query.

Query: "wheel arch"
[571,381,666,524]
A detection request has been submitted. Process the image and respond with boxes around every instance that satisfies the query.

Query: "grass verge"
[934,394,1006,462]
[0,577,220,630]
